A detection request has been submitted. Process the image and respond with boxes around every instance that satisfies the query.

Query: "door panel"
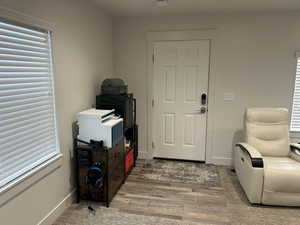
[184,66,198,103]
[163,66,176,102]
[183,114,196,146]
[162,113,175,145]
[153,40,210,161]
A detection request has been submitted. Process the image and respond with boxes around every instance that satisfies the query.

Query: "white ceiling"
[94,0,300,16]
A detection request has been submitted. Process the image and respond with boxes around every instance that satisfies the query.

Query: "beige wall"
[0,0,112,224]
[1,4,300,224]
[113,12,300,165]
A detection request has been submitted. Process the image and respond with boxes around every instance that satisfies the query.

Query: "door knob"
[200,107,206,114]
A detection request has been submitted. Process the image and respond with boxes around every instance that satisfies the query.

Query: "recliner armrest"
[290,143,300,162]
[236,143,264,168]
[290,143,300,154]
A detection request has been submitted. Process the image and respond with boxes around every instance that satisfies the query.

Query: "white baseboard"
[139,151,232,166]
[211,157,233,166]
[37,189,76,225]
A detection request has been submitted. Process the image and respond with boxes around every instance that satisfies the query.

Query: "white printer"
[77,109,123,148]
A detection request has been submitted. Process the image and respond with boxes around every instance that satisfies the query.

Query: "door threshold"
[153,157,205,163]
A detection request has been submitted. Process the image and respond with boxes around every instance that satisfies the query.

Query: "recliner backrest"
[246,108,290,157]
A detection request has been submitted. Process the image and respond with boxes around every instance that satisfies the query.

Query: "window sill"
[0,154,63,207]
[290,131,300,138]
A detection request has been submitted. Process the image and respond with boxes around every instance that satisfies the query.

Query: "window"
[0,18,59,188]
[291,55,300,131]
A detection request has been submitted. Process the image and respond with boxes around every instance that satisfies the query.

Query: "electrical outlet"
[157,0,168,7]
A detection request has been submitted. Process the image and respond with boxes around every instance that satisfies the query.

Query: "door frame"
[146,29,217,164]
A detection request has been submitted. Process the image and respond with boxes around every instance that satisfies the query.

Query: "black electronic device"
[96,94,135,130]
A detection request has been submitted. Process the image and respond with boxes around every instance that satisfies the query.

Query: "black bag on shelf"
[101,78,128,95]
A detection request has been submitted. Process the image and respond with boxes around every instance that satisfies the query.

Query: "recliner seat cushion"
[262,157,300,206]
[264,157,300,193]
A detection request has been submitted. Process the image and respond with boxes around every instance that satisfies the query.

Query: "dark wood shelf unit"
[74,139,125,207]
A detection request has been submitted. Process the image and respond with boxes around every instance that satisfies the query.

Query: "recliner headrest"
[246,108,289,125]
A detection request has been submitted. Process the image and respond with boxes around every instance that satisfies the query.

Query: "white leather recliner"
[234,108,300,206]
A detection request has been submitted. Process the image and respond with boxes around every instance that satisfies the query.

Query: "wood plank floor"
[111,160,227,225]
[53,159,300,225]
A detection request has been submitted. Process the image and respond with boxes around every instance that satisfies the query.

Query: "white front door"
[153,40,210,161]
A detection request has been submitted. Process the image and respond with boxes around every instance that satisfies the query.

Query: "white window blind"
[291,56,300,131]
[0,18,59,188]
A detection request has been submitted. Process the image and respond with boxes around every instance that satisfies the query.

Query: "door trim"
[146,29,217,164]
